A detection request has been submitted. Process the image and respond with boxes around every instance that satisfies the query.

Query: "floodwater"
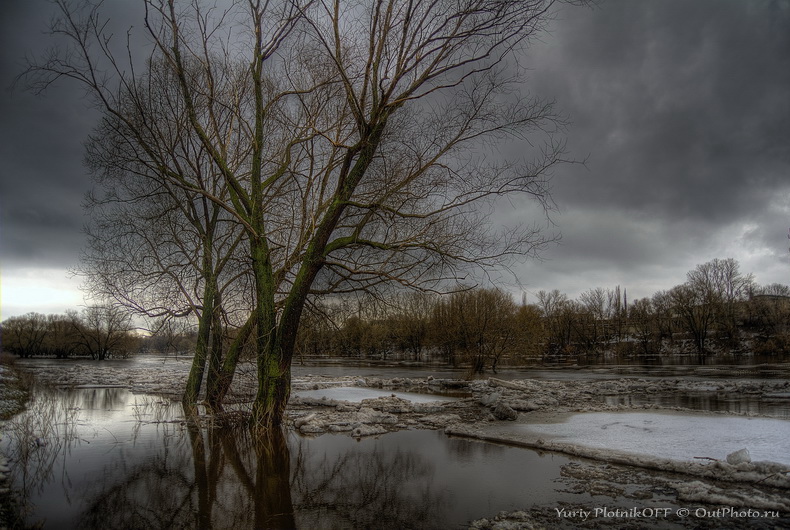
[0,387,634,529]
[289,357,790,382]
[4,359,790,528]
[4,388,789,529]
[604,392,790,418]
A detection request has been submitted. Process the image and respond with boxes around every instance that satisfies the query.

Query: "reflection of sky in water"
[294,386,459,403]
[6,387,790,528]
[519,412,790,466]
[2,388,627,529]
[1,388,186,528]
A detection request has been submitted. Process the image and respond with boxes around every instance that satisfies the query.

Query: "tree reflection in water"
[3,389,448,529]
[291,436,444,528]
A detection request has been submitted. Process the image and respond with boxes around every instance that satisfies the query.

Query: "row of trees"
[3,258,787,373]
[1,306,137,360]
[294,258,790,369]
[24,0,573,427]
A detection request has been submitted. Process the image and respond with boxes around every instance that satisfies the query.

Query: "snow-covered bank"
[447,377,790,491]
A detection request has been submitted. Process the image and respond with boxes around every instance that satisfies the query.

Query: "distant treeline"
[211,257,789,368]
[2,258,788,370]
[1,306,139,360]
[293,258,790,370]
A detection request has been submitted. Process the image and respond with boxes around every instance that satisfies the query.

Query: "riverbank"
[0,354,31,529]
[0,355,30,421]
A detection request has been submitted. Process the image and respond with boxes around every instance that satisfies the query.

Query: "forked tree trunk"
[206,313,256,410]
[204,300,224,410]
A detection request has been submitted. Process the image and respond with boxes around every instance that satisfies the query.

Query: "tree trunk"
[204,296,224,411]
[184,240,219,410]
[183,281,215,409]
[251,358,291,430]
[206,312,256,410]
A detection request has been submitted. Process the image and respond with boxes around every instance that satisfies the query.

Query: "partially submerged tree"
[27,0,573,429]
[431,287,519,374]
[80,55,253,409]
[68,305,136,360]
[0,312,49,358]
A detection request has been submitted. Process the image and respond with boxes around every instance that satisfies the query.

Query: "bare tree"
[578,287,610,353]
[390,292,434,361]
[80,55,253,408]
[702,258,754,347]
[749,283,790,352]
[651,289,676,345]
[628,297,658,357]
[512,302,545,362]
[674,258,754,356]
[27,0,574,428]
[68,305,135,360]
[430,287,519,373]
[1,312,50,358]
[536,289,576,358]
[43,314,81,358]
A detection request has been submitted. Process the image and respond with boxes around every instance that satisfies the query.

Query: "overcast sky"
[1,0,789,319]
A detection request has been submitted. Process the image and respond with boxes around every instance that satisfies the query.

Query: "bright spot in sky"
[1,268,84,320]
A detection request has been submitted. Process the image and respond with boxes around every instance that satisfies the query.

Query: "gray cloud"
[1,0,789,317]
[1,1,101,270]
[511,0,790,298]
[536,0,790,212]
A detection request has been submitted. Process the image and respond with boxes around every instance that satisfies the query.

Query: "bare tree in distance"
[25,0,579,429]
[67,305,135,360]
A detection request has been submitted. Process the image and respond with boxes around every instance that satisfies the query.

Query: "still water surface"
[2,387,613,529]
[5,359,790,528]
[4,386,790,528]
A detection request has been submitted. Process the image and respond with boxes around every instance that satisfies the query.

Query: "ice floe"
[293,386,457,403]
[515,411,790,467]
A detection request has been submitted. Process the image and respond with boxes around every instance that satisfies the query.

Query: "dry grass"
[0,352,17,365]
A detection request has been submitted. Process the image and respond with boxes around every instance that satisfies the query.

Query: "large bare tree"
[80,55,254,409]
[27,0,575,429]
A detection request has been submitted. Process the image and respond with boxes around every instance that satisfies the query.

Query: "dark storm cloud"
[1,0,156,274]
[537,0,790,219]
[1,0,788,314]
[512,0,790,298]
[1,0,99,269]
